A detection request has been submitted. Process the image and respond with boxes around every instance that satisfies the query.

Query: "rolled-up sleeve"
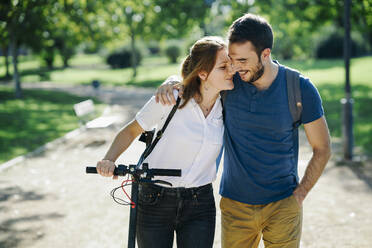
[135,90,178,131]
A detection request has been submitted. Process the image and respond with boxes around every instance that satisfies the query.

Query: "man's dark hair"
[228,13,273,56]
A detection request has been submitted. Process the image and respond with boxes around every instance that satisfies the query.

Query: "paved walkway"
[1,83,371,248]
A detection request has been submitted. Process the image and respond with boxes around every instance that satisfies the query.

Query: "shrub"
[147,41,160,55]
[106,47,142,69]
[316,33,368,59]
[165,44,181,64]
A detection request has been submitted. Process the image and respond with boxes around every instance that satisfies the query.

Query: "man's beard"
[241,60,264,83]
[249,61,264,83]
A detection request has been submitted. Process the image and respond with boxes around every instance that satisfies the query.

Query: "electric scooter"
[86,163,181,248]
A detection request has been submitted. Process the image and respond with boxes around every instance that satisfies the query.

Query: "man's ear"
[261,48,271,61]
[198,71,208,81]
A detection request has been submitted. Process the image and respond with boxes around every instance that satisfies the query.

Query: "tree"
[0,23,10,79]
[105,0,214,79]
[108,0,163,78]
[38,1,113,68]
[121,2,149,78]
[0,0,51,98]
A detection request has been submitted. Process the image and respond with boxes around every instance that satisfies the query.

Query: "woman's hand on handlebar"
[96,160,118,179]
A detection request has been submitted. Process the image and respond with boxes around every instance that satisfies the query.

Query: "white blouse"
[135,91,224,188]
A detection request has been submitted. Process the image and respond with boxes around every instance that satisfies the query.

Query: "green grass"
[0,87,104,164]
[285,57,371,86]
[0,54,371,158]
[317,83,372,153]
[287,57,372,154]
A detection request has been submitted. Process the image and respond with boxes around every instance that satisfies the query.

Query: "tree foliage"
[39,1,116,68]
[150,0,213,38]
[2,0,370,95]
[217,0,372,59]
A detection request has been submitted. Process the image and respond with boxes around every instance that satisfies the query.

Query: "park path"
[1,83,372,248]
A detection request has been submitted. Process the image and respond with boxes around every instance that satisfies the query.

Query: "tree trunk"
[200,21,208,36]
[63,56,69,68]
[130,31,137,79]
[5,54,10,78]
[10,33,22,98]
[3,45,10,78]
[58,40,71,68]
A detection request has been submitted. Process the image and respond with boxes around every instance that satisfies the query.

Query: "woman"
[96,36,234,248]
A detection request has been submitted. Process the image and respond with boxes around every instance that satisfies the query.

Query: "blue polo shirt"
[219,63,324,204]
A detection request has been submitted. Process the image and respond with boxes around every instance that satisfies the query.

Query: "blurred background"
[1,1,372,248]
[0,0,371,164]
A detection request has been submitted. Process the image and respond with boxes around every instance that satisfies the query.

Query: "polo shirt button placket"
[195,125,207,163]
[250,88,258,112]
[251,88,257,94]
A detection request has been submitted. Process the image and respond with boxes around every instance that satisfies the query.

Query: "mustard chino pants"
[220,195,302,248]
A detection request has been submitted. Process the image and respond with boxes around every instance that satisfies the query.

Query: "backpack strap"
[285,67,302,129]
[220,91,227,122]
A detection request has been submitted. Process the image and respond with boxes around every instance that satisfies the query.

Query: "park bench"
[73,99,119,129]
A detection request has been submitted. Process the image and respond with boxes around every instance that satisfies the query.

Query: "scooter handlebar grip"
[86,167,98,174]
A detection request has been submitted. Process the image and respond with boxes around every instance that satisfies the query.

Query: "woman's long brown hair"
[179,36,226,108]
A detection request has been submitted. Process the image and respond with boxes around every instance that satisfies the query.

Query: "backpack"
[285,66,302,128]
[221,66,302,129]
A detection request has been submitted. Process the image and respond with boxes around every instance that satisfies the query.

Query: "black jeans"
[136,183,216,248]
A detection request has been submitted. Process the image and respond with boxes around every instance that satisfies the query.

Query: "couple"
[96,13,331,248]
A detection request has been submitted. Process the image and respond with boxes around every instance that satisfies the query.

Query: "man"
[156,13,331,248]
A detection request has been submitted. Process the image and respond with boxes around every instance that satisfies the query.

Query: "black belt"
[140,183,212,198]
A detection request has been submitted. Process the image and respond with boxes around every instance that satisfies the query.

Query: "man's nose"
[228,63,236,75]
[230,62,239,73]
[231,61,240,71]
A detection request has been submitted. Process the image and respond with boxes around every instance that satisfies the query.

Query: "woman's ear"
[198,71,208,81]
